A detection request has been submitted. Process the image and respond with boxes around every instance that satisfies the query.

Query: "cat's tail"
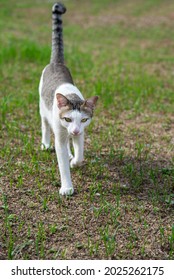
[50,3,66,64]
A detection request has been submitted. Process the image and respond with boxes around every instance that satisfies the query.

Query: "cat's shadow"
[84,152,174,208]
[44,148,173,205]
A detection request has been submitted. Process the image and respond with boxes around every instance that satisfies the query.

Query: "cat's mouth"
[70,131,82,137]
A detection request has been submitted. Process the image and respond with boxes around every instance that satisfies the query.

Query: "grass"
[0,0,174,259]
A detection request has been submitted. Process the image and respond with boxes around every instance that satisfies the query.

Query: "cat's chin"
[59,187,74,196]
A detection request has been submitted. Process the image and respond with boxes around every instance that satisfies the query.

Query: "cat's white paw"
[59,187,74,196]
[41,143,50,150]
[69,153,73,160]
[70,158,84,168]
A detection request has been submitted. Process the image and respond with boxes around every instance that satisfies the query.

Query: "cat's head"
[56,93,98,136]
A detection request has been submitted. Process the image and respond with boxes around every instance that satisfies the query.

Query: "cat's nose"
[72,128,80,136]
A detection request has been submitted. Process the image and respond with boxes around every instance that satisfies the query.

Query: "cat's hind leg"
[41,117,51,150]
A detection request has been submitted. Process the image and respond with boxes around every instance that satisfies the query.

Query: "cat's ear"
[56,93,69,109]
[84,96,98,110]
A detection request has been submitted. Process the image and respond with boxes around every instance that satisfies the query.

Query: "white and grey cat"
[39,3,98,195]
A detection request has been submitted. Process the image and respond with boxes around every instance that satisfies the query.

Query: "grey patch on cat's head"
[56,93,83,109]
[66,93,84,110]
[57,93,84,118]
[57,93,98,118]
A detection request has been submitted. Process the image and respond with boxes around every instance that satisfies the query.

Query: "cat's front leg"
[55,136,74,195]
[67,139,73,160]
[70,132,84,168]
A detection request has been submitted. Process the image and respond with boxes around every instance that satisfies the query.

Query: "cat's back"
[40,63,74,109]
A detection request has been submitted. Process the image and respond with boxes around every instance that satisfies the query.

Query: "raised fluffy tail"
[50,3,66,64]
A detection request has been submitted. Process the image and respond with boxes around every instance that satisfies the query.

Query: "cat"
[39,3,98,195]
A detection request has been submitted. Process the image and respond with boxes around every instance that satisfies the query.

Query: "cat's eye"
[81,118,88,123]
[64,117,72,122]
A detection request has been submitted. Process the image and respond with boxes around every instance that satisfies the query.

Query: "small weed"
[16,175,23,188]
[56,193,62,205]
[135,142,144,159]
[87,236,99,257]
[12,240,33,259]
[60,248,67,260]
[117,148,125,161]
[35,222,46,259]
[49,224,57,235]
[169,225,174,259]
[42,197,48,211]
[140,237,148,257]
[100,225,116,258]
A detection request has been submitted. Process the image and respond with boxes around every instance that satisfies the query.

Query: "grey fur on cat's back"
[41,63,74,109]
